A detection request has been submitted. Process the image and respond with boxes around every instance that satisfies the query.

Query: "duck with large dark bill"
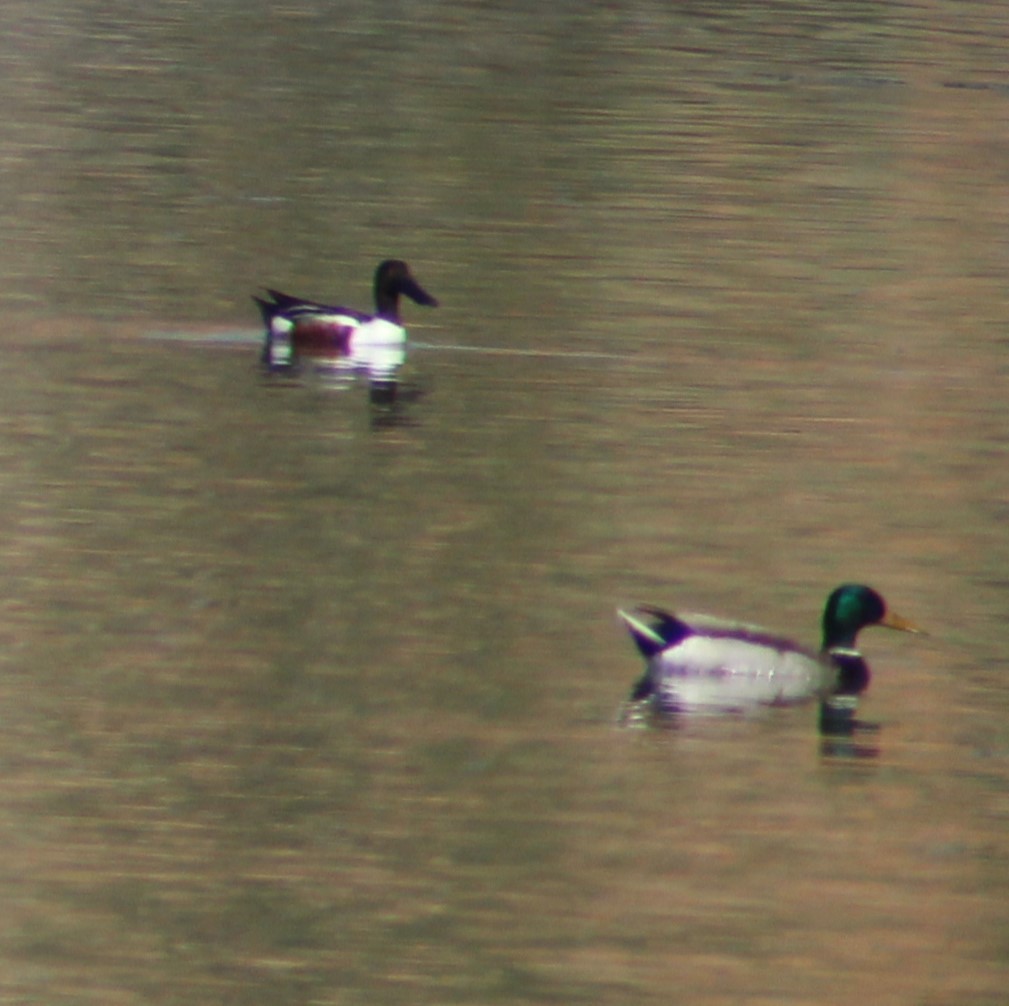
[618,583,921,717]
[253,260,438,391]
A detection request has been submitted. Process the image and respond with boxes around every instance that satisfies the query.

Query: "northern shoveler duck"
[254,259,438,399]
[618,584,921,718]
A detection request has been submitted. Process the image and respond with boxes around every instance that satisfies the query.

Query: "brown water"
[2,4,1008,1004]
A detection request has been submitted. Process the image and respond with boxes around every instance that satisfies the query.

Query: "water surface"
[1,4,1008,1004]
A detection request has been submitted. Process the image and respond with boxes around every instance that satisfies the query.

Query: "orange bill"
[881,610,925,635]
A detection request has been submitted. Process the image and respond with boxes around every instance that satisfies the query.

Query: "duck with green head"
[619,584,921,717]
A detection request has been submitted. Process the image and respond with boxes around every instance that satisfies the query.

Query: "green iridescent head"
[821,584,921,651]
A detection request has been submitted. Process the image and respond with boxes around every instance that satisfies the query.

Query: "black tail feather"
[619,606,692,659]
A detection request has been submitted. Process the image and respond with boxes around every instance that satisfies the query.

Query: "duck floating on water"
[618,584,921,718]
[254,259,438,403]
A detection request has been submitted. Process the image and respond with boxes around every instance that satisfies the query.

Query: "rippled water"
[2,4,1008,1004]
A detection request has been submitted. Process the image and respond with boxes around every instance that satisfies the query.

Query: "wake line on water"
[142,329,635,361]
[411,341,629,361]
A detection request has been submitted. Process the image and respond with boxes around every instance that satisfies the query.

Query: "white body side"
[650,632,833,714]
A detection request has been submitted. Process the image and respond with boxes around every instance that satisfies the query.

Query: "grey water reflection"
[2,3,1009,1005]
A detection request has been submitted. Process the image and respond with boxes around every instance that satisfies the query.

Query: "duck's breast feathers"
[352,317,407,347]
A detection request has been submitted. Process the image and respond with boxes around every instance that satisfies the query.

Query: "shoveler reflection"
[254,259,438,404]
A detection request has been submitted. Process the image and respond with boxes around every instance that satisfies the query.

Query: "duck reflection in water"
[253,259,438,420]
[618,584,923,752]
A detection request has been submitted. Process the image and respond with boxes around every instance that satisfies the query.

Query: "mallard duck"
[618,583,921,716]
[253,260,438,398]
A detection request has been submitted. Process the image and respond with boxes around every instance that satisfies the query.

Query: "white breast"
[347,318,408,380]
